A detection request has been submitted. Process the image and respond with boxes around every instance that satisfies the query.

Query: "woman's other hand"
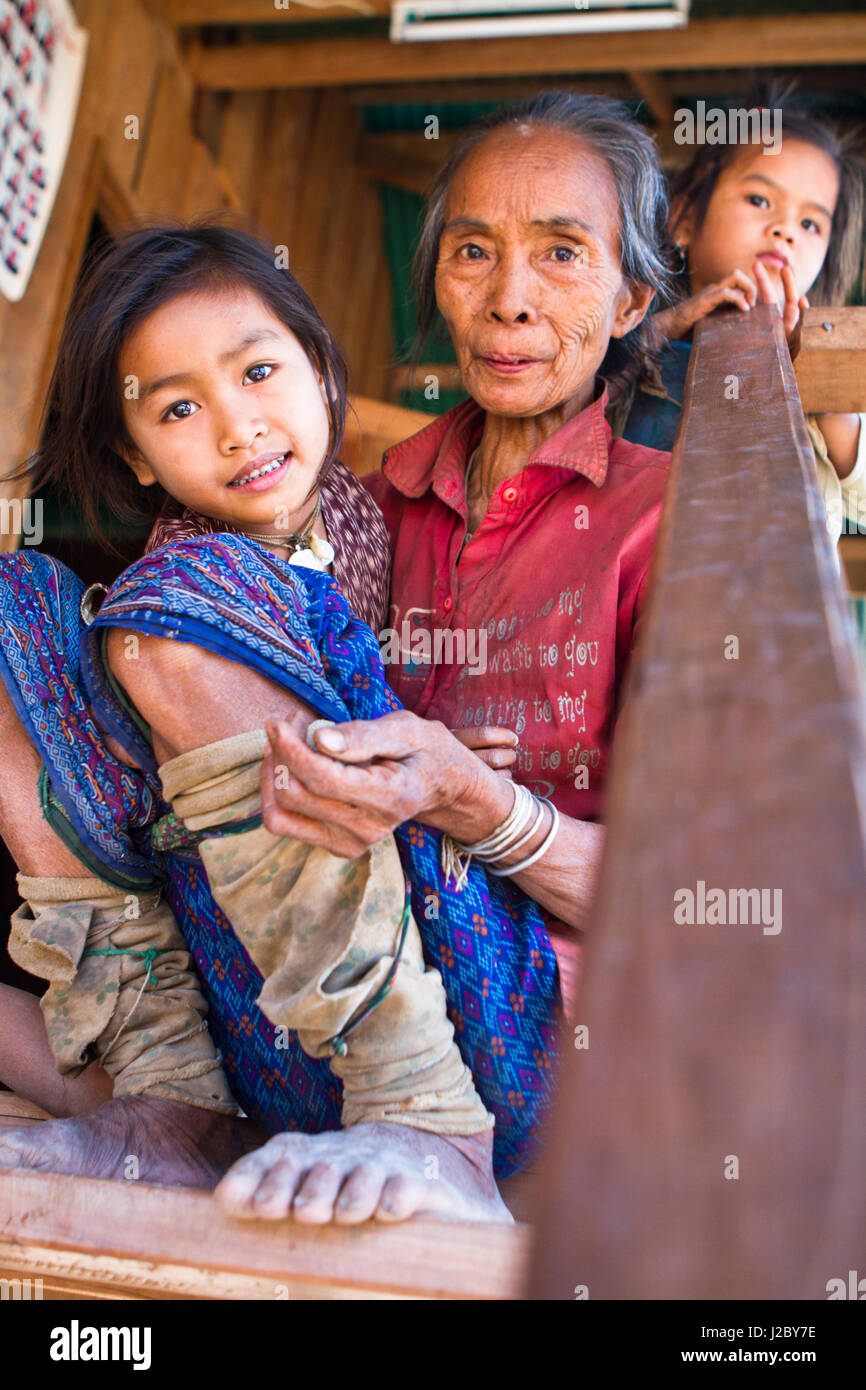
[449,725,517,775]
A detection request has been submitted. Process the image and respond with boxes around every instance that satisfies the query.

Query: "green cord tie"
[83,946,172,985]
[327,882,412,1059]
[81,946,176,1066]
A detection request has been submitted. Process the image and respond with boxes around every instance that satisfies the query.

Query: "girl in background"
[625,94,866,555]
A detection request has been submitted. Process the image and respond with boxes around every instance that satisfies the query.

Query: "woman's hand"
[654,263,808,346]
[260,710,514,859]
[449,724,517,775]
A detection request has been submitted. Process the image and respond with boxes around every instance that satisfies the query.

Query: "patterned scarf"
[1,535,561,1175]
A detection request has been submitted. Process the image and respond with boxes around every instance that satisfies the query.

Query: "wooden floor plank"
[0,1169,528,1300]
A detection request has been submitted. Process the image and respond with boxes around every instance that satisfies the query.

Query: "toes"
[0,1125,67,1173]
[0,1135,26,1170]
[214,1143,286,1215]
[374,1173,429,1223]
[291,1161,344,1224]
[248,1157,305,1220]
[333,1165,387,1226]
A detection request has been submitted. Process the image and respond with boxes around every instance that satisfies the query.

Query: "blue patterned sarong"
[0,537,562,1176]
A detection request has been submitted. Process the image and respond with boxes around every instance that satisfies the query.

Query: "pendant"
[309,532,336,565]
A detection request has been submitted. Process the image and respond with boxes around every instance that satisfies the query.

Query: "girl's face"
[677,138,839,302]
[117,285,331,531]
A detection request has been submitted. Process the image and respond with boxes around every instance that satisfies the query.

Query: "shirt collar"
[381,380,613,499]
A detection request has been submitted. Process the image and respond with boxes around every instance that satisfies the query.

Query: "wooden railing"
[529,306,866,1300]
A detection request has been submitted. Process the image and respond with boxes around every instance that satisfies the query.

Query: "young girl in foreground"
[625,98,866,549]
[0,224,562,1223]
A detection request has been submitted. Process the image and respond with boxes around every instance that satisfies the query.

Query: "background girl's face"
[434,124,653,420]
[678,139,839,301]
[117,284,331,530]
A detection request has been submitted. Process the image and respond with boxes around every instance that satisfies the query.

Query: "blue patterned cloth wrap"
[0,535,562,1176]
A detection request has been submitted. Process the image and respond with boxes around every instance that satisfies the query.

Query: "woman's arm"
[260,713,604,931]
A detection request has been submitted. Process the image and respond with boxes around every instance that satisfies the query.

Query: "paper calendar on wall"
[0,0,87,302]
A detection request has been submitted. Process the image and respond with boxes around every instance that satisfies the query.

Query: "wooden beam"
[345,75,634,106]
[626,68,679,163]
[626,68,673,126]
[160,0,389,24]
[0,1169,528,1300]
[793,307,866,415]
[344,67,865,107]
[355,129,460,195]
[343,393,435,474]
[188,15,866,91]
[840,536,866,595]
[527,305,866,1299]
[0,1095,52,1130]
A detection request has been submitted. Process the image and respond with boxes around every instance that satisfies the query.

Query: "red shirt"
[363,385,670,1010]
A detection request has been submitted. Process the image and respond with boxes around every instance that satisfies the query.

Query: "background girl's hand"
[752,259,809,342]
[653,270,758,342]
[449,725,517,775]
[260,710,513,857]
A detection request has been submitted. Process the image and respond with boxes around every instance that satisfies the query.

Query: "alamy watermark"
[674,102,782,156]
[49,1320,151,1369]
[0,496,42,545]
[674,880,782,935]
[378,622,487,676]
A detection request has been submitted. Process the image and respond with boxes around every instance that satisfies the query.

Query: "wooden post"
[793,307,866,415]
[527,306,866,1300]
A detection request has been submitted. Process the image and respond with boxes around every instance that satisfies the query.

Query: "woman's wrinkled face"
[434,124,653,418]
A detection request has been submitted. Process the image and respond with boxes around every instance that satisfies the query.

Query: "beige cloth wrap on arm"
[158,728,493,1136]
[8,874,237,1113]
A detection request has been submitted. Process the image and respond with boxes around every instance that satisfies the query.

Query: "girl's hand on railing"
[652,270,758,342]
[653,264,808,347]
[752,259,810,342]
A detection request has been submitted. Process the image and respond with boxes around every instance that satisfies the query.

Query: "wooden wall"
[209,86,395,401]
[0,0,234,544]
[0,0,396,550]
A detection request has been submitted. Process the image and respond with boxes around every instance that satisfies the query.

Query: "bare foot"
[214,1123,512,1225]
[0,1095,263,1190]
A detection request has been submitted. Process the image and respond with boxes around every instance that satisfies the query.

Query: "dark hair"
[669,82,866,306]
[9,218,348,550]
[410,90,675,391]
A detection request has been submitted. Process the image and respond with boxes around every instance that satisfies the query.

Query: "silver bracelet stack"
[440,780,560,892]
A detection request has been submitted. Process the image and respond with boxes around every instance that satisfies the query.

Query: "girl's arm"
[0,981,113,1117]
[812,413,863,481]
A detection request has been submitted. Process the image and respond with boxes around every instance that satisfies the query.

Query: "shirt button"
[503,486,518,502]
[443,596,453,612]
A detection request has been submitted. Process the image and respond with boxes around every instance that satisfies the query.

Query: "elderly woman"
[257,90,673,1177]
[0,93,670,1223]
